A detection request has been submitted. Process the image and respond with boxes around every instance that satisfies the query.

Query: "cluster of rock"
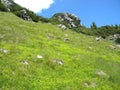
[107,34,120,41]
[1,0,33,21]
[21,55,43,66]
[52,12,80,29]
[1,0,13,8]
[57,24,67,30]
[20,9,32,21]
[83,69,108,88]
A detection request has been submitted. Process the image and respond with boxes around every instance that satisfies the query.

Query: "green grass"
[0,12,120,90]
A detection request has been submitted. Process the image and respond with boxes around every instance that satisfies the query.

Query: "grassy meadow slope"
[0,12,120,90]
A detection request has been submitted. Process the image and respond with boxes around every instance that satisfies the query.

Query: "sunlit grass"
[0,12,120,90]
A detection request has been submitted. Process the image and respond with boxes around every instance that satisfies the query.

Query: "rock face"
[107,34,120,40]
[1,0,13,8]
[52,12,80,28]
[1,0,33,21]
[107,34,120,44]
[20,9,32,21]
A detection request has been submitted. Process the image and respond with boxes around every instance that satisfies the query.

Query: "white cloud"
[13,0,54,13]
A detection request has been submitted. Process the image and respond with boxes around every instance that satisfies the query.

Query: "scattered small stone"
[52,59,64,65]
[58,61,64,65]
[116,44,120,48]
[64,38,70,41]
[47,33,54,39]
[22,61,29,65]
[96,70,107,77]
[65,34,68,37]
[109,45,116,49]
[88,46,92,50]
[47,23,51,24]
[84,82,89,87]
[84,82,97,88]
[3,50,9,53]
[12,72,15,75]
[90,82,97,88]
[37,55,43,59]
[0,48,9,54]
[96,36,101,41]
[108,35,114,40]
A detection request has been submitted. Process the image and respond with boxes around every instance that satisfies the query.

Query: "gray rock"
[64,38,70,41]
[53,12,80,28]
[52,59,64,65]
[96,70,107,77]
[88,46,92,50]
[22,61,29,65]
[1,0,33,21]
[109,45,116,49]
[1,0,13,7]
[37,55,43,59]
[20,9,27,15]
[58,24,67,30]
[84,82,97,88]
[116,44,120,48]
[20,9,32,21]
[114,34,120,39]
[65,34,68,37]
[0,48,9,54]
[107,34,120,41]
[96,36,101,41]
[47,33,54,39]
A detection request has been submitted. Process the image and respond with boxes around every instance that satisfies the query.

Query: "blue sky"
[38,0,120,27]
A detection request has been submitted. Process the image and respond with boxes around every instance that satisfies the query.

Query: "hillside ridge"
[0,0,120,42]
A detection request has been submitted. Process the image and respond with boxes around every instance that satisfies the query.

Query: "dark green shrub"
[0,1,8,12]
[27,11,39,22]
[10,3,22,12]
[13,11,22,17]
[39,17,50,23]
[115,38,120,44]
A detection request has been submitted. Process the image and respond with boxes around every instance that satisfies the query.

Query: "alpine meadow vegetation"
[0,12,120,90]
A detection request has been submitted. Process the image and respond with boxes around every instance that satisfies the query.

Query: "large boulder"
[51,12,81,28]
[20,9,32,21]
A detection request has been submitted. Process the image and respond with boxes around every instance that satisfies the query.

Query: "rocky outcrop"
[20,9,32,21]
[52,12,80,28]
[107,34,120,40]
[1,0,13,8]
[1,0,33,21]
